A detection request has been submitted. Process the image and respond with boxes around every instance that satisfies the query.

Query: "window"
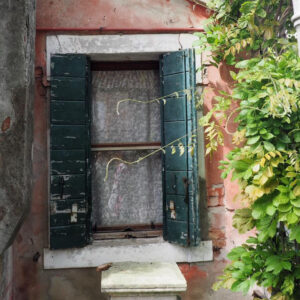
[91,63,163,239]
[49,49,200,250]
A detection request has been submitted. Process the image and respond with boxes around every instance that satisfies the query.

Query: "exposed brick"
[208,206,226,230]
[207,185,224,197]
[212,238,226,249]
[208,228,225,240]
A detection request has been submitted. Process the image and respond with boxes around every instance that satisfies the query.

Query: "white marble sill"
[44,237,213,269]
[101,262,186,297]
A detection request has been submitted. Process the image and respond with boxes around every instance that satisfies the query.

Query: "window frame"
[45,34,212,269]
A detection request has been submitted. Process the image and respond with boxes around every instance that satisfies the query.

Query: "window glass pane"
[91,151,162,227]
[91,70,161,143]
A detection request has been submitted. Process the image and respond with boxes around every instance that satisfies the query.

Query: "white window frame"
[44,34,212,269]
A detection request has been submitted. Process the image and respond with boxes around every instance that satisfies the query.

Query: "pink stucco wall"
[12,1,251,299]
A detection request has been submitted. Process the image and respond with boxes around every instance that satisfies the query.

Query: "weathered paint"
[36,0,210,30]
[12,0,252,299]
[0,0,35,257]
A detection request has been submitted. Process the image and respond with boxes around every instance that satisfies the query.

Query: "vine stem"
[104,128,198,181]
[116,88,193,115]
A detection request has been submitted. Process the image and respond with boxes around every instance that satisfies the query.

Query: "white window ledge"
[46,34,202,83]
[44,238,213,269]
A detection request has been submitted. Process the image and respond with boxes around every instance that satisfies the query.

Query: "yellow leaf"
[293,185,300,196]
[269,151,276,158]
[171,145,176,155]
[259,174,268,186]
[224,48,231,58]
[235,43,241,52]
[264,27,273,40]
[230,46,236,56]
[265,153,271,160]
[247,37,253,46]
[260,157,266,167]
[266,166,274,177]
[245,185,264,201]
[178,143,185,156]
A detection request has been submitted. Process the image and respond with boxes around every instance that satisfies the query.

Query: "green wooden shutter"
[50,54,91,249]
[160,49,200,246]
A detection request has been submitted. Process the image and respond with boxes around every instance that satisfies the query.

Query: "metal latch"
[70,203,78,223]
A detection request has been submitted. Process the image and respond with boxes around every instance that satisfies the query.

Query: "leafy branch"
[194,0,300,299]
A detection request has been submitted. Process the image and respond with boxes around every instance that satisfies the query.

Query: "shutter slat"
[164,96,186,121]
[50,54,91,249]
[51,54,87,77]
[51,125,86,150]
[51,150,85,175]
[50,174,86,200]
[51,101,86,125]
[161,49,200,246]
[51,77,86,100]
[50,225,88,249]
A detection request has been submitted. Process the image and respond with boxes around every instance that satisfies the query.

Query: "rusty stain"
[1,117,11,132]
[178,263,208,281]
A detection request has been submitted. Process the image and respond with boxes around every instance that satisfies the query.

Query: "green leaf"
[286,212,298,224]
[291,197,300,208]
[290,224,300,243]
[231,160,251,172]
[281,274,294,296]
[265,255,291,275]
[229,71,237,80]
[263,141,275,152]
[279,135,291,144]
[235,60,250,69]
[231,279,251,295]
[266,204,276,216]
[277,203,292,212]
[227,246,247,261]
[293,131,300,143]
[262,133,274,140]
[246,237,258,244]
[256,8,266,18]
[257,216,277,241]
[293,207,300,216]
[247,136,260,145]
[252,197,272,219]
[273,193,289,206]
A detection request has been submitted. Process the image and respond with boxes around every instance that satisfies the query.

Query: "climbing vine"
[193,0,300,299]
